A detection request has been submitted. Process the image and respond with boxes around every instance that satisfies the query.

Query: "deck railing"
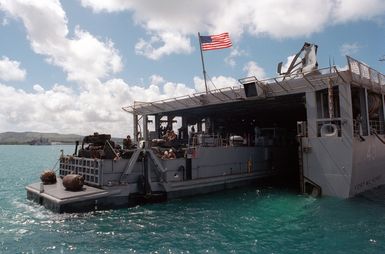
[348,56,385,93]
[59,157,102,187]
[370,120,385,135]
[353,119,385,137]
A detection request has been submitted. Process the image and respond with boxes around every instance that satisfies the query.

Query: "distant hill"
[0,132,83,145]
[0,132,124,145]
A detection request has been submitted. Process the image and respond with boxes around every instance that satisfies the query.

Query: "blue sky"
[0,0,384,137]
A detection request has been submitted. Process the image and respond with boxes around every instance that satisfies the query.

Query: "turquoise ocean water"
[1,145,385,253]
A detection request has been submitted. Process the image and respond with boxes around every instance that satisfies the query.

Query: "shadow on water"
[355,184,385,205]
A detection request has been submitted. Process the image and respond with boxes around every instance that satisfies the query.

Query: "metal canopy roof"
[123,68,346,116]
[166,92,306,120]
[123,57,384,117]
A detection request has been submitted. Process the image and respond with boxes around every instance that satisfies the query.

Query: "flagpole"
[198,32,208,94]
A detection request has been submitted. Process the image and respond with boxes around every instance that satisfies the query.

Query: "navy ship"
[26,43,385,212]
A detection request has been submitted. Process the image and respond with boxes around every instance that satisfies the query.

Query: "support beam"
[155,115,160,138]
[133,114,139,143]
[361,88,369,135]
[143,115,148,141]
[167,116,174,130]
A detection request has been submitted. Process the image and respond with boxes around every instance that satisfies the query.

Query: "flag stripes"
[200,32,232,51]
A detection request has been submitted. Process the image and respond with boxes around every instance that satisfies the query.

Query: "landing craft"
[27,43,385,212]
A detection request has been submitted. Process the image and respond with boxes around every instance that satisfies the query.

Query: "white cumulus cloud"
[32,84,44,93]
[149,74,165,86]
[331,0,385,23]
[135,32,193,60]
[225,47,248,67]
[80,0,385,59]
[243,61,266,80]
[193,75,239,92]
[0,0,123,83]
[0,77,196,137]
[1,0,384,137]
[0,56,26,81]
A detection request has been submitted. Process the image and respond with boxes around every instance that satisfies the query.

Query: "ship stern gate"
[300,57,385,198]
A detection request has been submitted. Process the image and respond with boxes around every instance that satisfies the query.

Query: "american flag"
[200,32,232,51]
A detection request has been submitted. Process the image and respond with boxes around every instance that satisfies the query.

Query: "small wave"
[12,199,53,220]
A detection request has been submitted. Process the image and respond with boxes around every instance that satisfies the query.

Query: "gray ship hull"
[26,52,385,212]
[27,145,290,213]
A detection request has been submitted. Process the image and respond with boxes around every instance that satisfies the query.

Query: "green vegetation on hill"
[0,132,83,145]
